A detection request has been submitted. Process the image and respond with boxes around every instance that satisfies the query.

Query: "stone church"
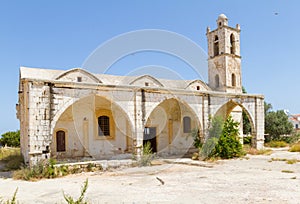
[17,14,264,165]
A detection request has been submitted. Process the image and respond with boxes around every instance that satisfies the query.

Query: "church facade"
[17,15,264,165]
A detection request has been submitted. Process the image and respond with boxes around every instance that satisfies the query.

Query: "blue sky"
[0,0,299,134]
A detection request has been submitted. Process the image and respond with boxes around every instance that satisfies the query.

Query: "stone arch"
[214,100,254,125]
[214,100,256,136]
[50,94,134,137]
[51,94,135,159]
[144,97,202,155]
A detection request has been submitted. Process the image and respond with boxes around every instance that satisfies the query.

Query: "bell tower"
[207,14,242,93]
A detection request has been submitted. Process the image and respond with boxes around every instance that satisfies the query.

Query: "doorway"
[143,127,157,152]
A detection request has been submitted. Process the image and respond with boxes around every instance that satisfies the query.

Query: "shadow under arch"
[51,94,134,136]
[144,97,202,156]
[50,94,135,160]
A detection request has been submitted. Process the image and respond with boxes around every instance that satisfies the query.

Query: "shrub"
[243,135,252,144]
[200,116,245,159]
[214,116,245,159]
[281,133,300,144]
[290,142,300,152]
[138,141,155,167]
[13,159,102,181]
[200,137,218,159]
[191,129,203,149]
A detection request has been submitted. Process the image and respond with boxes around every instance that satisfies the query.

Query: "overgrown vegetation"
[281,133,300,144]
[194,116,245,160]
[265,140,288,148]
[0,147,23,171]
[0,188,18,204]
[214,116,244,159]
[0,180,90,204]
[137,141,155,167]
[13,159,102,181]
[0,130,20,147]
[63,179,89,204]
[243,135,252,145]
[243,145,272,155]
[191,129,203,149]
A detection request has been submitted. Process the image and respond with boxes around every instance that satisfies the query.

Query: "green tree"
[201,116,244,159]
[265,110,293,140]
[0,130,20,147]
[215,116,244,159]
[264,102,273,115]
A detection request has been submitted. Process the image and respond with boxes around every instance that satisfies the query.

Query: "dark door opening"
[56,130,66,152]
[143,127,157,152]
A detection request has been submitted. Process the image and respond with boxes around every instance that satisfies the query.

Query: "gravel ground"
[0,148,300,204]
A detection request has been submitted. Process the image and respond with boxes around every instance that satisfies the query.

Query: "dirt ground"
[1,148,300,204]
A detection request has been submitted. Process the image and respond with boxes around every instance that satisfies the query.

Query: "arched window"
[98,116,110,136]
[214,35,219,57]
[183,116,191,133]
[231,73,236,87]
[215,74,220,88]
[56,130,66,152]
[230,34,236,55]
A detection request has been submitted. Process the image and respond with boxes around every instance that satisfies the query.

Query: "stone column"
[202,94,211,140]
[134,89,144,160]
[253,97,265,149]
[28,82,52,166]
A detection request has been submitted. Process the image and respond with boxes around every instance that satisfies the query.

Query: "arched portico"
[210,96,264,149]
[51,94,134,160]
[143,98,202,156]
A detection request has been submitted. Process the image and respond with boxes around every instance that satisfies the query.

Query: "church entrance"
[143,127,157,152]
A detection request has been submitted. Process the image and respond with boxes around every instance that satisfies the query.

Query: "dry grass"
[281,170,294,173]
[270,158,299,164]
[265,141,288,148]
[244,145,273,155]
[0,147,23,171]
[289,142,300,152]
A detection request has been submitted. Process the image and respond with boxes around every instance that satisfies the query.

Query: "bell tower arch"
[207,14,242,93]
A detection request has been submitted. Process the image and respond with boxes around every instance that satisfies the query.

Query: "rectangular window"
[183,116,191,133]
[98,116,110,136]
